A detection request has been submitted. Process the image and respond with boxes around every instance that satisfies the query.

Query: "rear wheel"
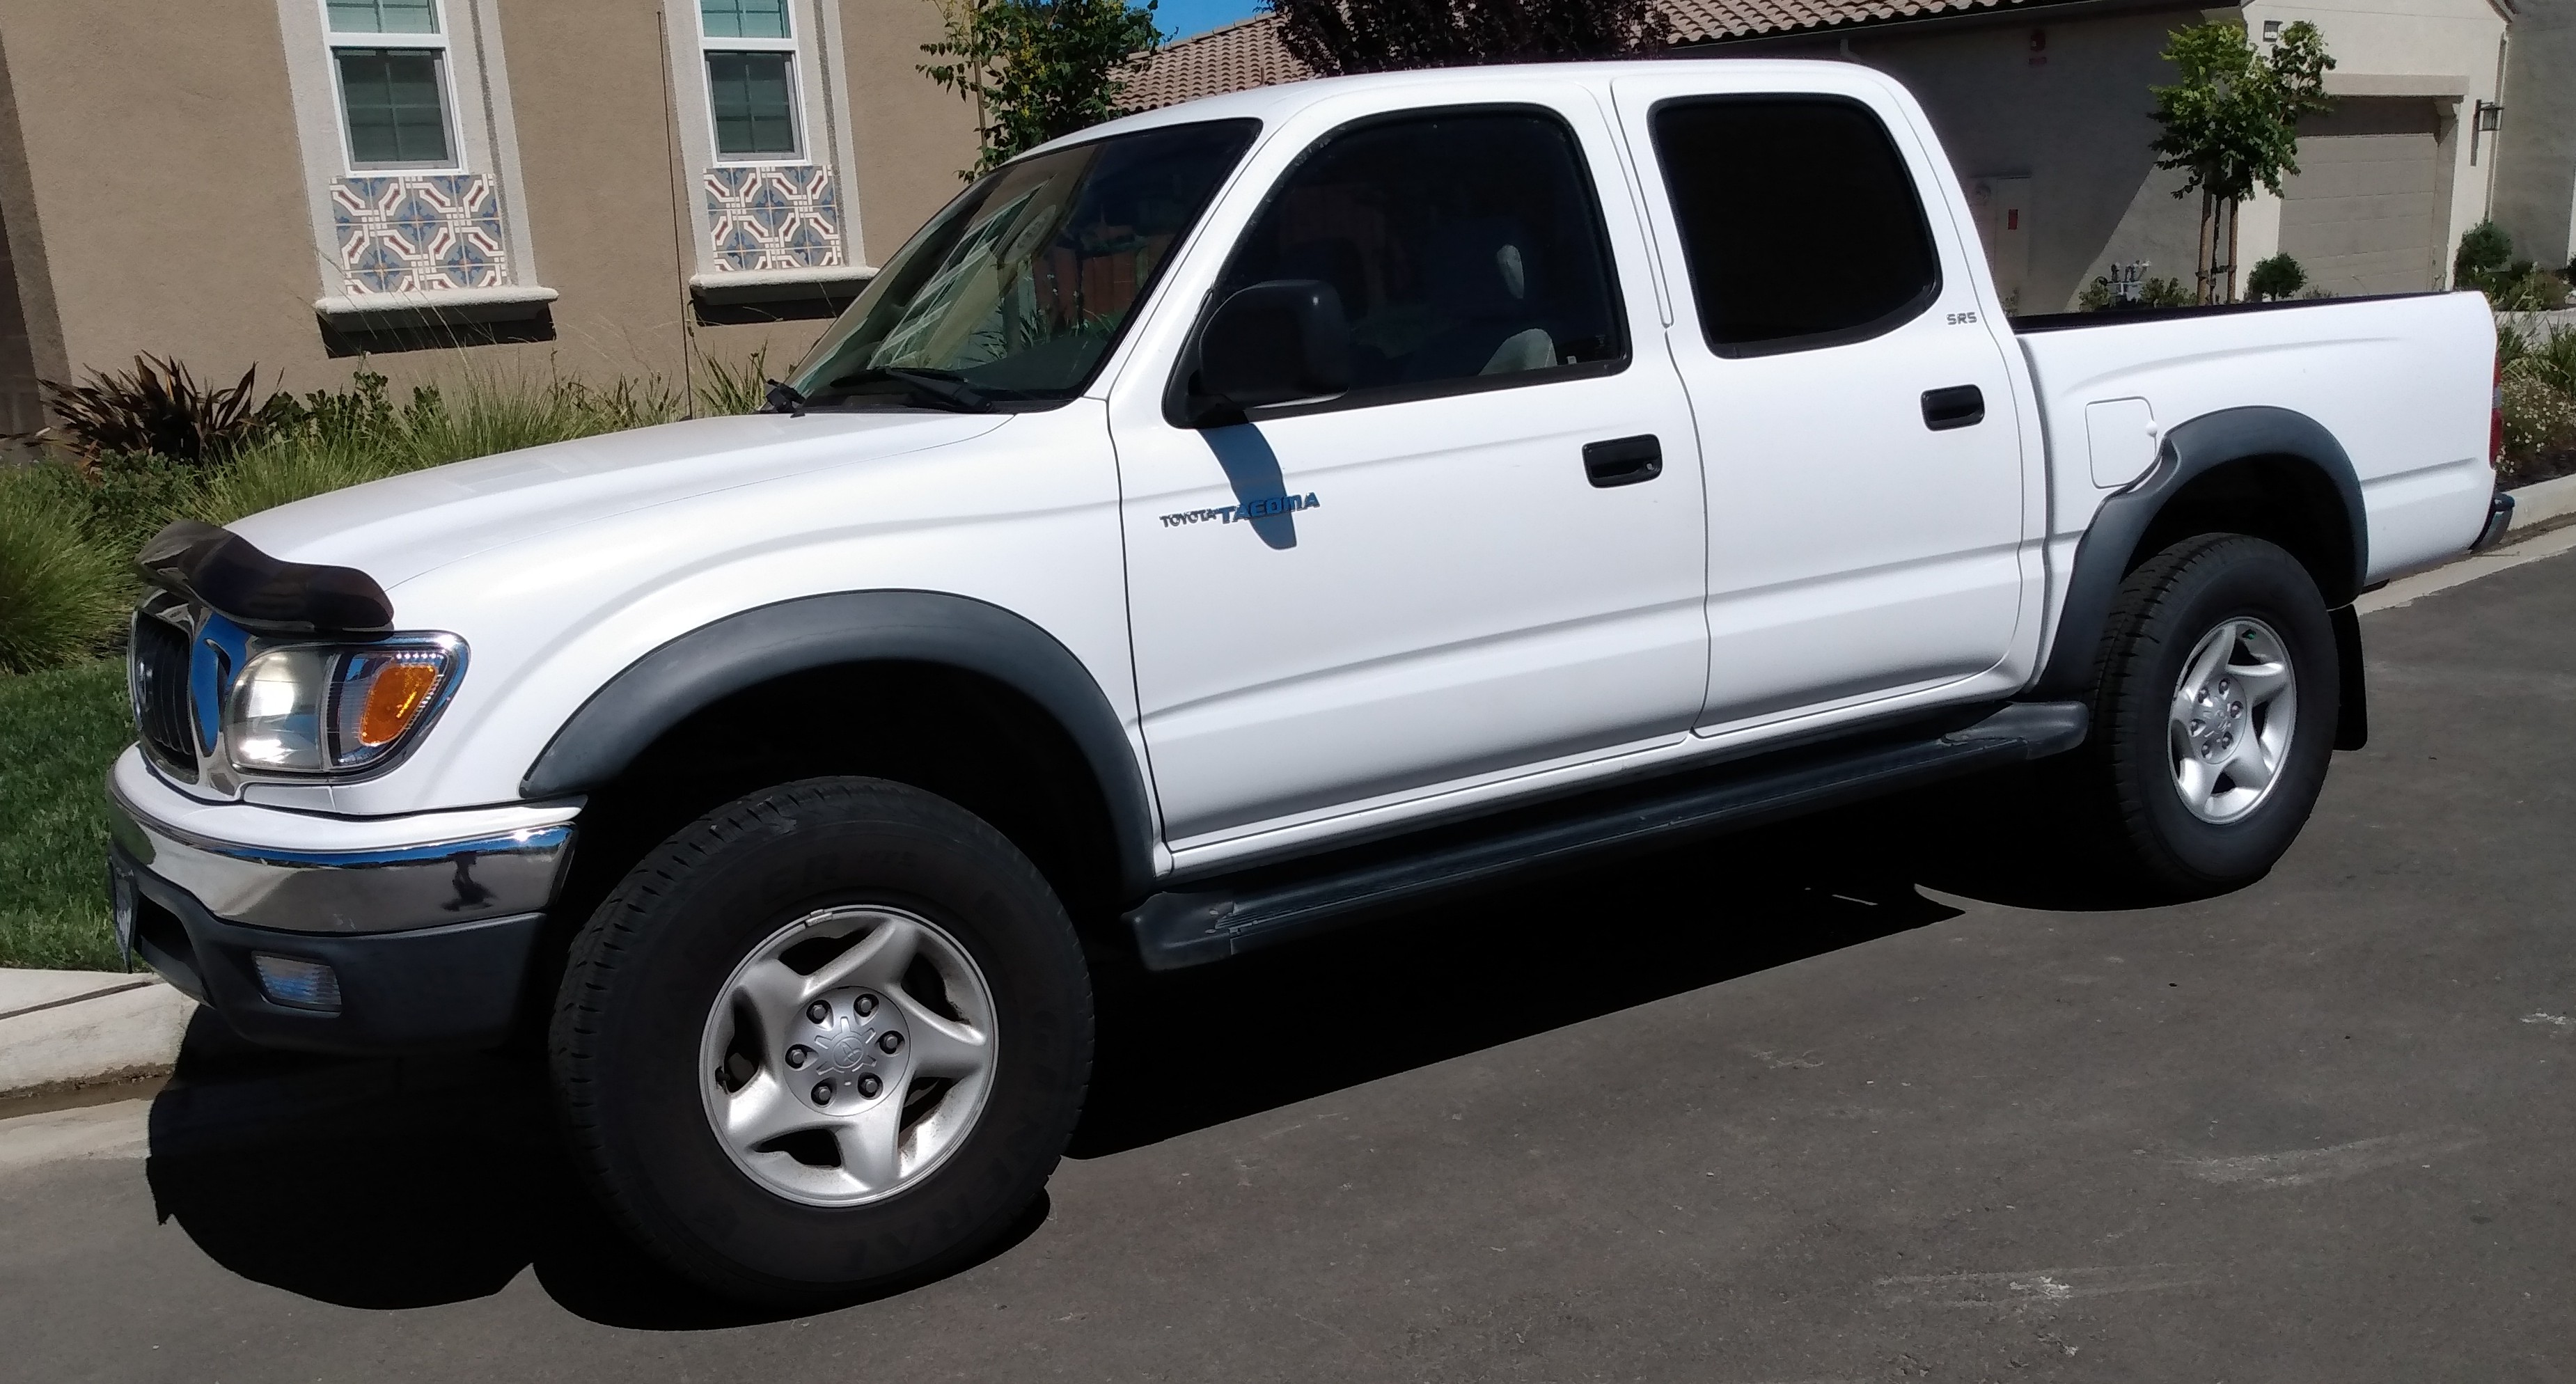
[552,776,1091,1304]
[2071,534,2340,895]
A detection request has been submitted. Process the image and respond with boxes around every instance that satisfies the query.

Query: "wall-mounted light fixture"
[2472,99,2503,164]
[2261,19,2282,43]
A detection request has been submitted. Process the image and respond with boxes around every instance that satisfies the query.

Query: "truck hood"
[226,411,1010,591]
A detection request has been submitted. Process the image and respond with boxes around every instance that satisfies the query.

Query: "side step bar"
[1125,701,2088,971]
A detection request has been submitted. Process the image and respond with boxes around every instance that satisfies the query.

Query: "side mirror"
[1189,279,1350,426]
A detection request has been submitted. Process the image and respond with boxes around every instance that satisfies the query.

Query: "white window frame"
[696,0,808,164]
[663,0,871,283]
[276,0,551,311]
[320,0,468,175]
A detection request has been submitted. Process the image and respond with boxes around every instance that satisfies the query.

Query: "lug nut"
[785,1044,810,1069]
[806,1000,831,1023]
[858,1074,883,1098]
[855,993,878,1017]
[811,1080,834,1106]
[879,1031,903,1053]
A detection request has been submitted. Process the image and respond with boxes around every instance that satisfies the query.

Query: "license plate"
[109,863,139,970]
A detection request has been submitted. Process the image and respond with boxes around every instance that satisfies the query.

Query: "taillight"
[2492,353,2506,469]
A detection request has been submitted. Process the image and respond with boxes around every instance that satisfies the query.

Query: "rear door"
[1612,74,2032,734]
[1109,93,1707,850]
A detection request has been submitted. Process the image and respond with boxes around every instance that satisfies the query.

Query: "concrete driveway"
[4,547,2570,1382]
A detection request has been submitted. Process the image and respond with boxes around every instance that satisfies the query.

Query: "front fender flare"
[520,590,1158,897]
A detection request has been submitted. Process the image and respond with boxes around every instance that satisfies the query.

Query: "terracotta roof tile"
[1124,0,2054,109]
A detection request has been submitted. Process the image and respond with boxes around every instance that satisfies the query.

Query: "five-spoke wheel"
[702,907,997,1205]
[2166,615,2297,824]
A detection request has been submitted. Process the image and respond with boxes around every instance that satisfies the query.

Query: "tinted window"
[1214,109,1624,400]
[1653,98,1940,356]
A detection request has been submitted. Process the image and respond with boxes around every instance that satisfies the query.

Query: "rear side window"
[1214,107,1626,402]
[1652,97,1941,356]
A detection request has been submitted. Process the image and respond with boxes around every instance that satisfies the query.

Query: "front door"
[1113,98,1707,849]
[1614,76,2032,732]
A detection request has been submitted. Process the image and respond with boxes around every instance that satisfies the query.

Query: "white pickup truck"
[105,59,2505,1302]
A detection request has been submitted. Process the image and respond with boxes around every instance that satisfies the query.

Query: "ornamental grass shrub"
[0,466,128,674]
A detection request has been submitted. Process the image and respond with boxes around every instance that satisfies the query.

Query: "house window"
[700,0,801,160]
[326,0,455,170]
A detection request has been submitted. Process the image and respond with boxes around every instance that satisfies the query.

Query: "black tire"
[2068,533,2341,896]
[551,776,1092,1304]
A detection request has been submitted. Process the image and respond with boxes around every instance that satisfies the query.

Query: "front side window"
[328,0,454,169]
[788,120,1259,407]
[1653,97,1941,356]
[1211,108,1626,400]
[700,0,799,159]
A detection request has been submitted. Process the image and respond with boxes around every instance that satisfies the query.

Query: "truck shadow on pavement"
[138,769,2145,1328]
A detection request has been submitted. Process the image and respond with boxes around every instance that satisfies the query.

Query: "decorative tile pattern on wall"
[331,175,512,294]
[705,165,845,272]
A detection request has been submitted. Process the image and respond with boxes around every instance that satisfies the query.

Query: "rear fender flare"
[2034,405,2366,699]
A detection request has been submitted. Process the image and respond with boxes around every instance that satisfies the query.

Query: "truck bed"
[2011,288,2497,587]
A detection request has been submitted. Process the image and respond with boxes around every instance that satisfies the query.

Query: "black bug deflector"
[136,520,395,635]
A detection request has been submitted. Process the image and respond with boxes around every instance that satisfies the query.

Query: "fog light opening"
[252,954,343,1012]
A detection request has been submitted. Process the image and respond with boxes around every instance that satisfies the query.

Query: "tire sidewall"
[558,780,1089,1300]
[2110,539,2339,887]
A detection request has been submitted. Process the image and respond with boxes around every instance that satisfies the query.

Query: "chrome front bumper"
[104,752,579,1054]
[105,792,572,935]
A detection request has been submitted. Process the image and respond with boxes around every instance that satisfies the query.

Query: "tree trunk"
[2221,197,2241,304]
[2197,189,2217,305]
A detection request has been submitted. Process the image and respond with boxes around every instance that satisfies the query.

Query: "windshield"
[787,119,1259,409]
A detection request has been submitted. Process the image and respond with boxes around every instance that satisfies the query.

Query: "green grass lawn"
[0,659,132,970]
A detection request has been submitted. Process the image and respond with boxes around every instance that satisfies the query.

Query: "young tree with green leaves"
[1269,0,1669,75]
[2149,20,2334,304]
[921,0,1163,178]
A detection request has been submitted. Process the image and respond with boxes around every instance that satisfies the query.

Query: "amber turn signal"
[357,657,444,747]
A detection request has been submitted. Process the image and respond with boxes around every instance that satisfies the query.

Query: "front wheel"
[551,777,1092,1304]
[2071,534,2341,895]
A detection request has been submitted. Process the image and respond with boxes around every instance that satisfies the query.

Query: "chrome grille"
[130,611,198,776]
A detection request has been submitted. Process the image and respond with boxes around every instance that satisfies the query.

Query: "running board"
[1125,701,2087,971]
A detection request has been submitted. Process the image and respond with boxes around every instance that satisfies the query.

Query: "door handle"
[1583,434,1662,487]
[1922,385,1985,431]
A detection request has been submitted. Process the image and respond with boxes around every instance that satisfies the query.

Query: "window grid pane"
[338,49,452,166]
[327,0,439,35]
[707,52,797,157]
[700,0,790,39]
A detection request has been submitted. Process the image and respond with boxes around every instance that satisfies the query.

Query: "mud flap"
[2332,604,2367,750]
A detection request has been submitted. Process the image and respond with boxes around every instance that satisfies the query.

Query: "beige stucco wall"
[0,0,333,394]
[2236,0,2509,285]
[0,0,979,417]
[841,0,983,265]
[2493,0,2576,269]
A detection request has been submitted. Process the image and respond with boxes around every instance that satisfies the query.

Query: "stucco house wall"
[2493,0,2576,269]
[0,0,976,425]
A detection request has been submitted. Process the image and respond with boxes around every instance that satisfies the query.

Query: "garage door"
[2278,97,2445,296]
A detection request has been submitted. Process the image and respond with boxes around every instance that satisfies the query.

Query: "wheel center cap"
[781,989,909,1106]
[2192,677,2248,762]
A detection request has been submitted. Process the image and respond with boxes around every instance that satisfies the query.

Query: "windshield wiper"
[762,379,807,416]
[829,367,994,414]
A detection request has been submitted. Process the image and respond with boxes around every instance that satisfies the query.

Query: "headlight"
[225,636,464,775]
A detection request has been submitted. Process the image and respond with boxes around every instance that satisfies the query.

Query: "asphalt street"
[4,546,2571,1383]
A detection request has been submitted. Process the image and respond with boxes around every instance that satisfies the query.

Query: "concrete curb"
[2504,471,2576,536]
[0,971,195,1099]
